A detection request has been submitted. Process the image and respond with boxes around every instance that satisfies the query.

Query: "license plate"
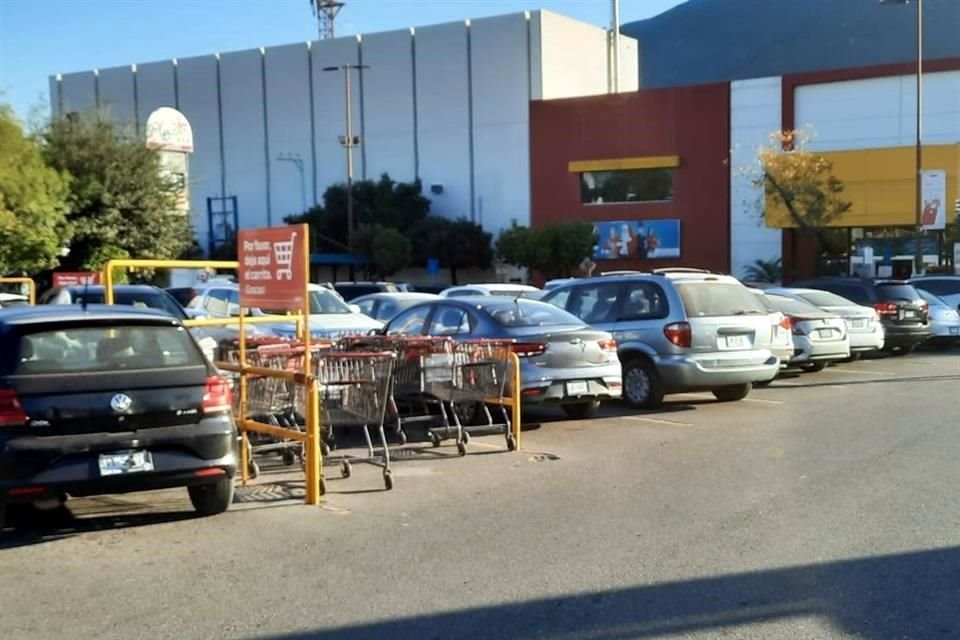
[566,381,589,396]
[951,327,960,335]
[98,450,154,476]
[901,310,916,319]
[723,335,750,349]
[818,329,834,339]
[850,319,866,329]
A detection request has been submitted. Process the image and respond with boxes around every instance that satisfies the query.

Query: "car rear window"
[69,291,186,319]
[675,282,767,318]
[795,290,856,307]
[765,294,824,317]
[10,325,205,375]
[484,300,584,328]
[875,283,922,301]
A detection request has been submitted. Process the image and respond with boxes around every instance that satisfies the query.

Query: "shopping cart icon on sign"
[273,231,297,280]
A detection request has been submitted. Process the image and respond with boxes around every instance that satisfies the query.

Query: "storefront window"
[580,168,673,204]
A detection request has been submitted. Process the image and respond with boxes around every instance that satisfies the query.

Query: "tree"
[751,129,852,276]
[495,221,594,278]
[411,216,492,284]
[742,258,783,283]
[40,113,193,271]
[353,224,411,279]
[0,105,70,274]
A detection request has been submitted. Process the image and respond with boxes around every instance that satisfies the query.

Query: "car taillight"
[510,342,548,358]
[779,316,792,330]
[598,338,618,352]
[789,317,806,336]
[0,388,27,428]
[663,321,691,348]
[874,302,898,316]
[202,375,232,414]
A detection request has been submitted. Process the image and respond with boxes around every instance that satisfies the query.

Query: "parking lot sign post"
[238,224,324,504]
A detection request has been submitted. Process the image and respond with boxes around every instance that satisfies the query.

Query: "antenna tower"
[310,0,345,40]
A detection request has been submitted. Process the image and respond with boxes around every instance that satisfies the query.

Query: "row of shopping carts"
[218,334,516,491]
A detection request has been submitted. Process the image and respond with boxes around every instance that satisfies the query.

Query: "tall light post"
[881,0,924,274]
[277,153,307,214]
[323,64,368,277]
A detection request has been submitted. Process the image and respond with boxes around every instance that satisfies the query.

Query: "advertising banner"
[921,170,946,230]
[52,272,100,287]
[238,224,308,310]
[592,219,681,260]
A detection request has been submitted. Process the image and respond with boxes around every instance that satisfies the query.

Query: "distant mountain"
[622,0,960,88]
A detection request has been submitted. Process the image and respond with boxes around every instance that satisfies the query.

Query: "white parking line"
[625,415,694,427]
[821,367,894,376]
[742,397,784,405]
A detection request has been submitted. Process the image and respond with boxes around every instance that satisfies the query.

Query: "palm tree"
[742,258,783,284]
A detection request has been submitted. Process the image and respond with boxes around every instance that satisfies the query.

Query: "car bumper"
[789,337,851,363]
[929,321,960,339]
[848,327,885,352]
[770,344,795,365]
[521,376,623,404]
[654,352,780,391]
[882,325,933,348]
[0,417,237,503]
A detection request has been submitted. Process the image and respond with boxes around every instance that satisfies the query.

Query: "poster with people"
[592,219,681,260]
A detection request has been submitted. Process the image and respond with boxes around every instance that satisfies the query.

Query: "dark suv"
[791,278,931,354]
[0,305,237,529]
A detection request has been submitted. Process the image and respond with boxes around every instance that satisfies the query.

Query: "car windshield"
[482,299,583,328]
[875,283,922,301]
[262,289,352,315]
[751,292,776,313]
[70,291,186,320]
[795,290,856,307]
[9,325,204,375]
[675,282,767,317]
[766,294,825,316]
[916,288,947,307]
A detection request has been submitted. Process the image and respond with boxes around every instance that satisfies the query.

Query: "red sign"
[53,272,101,287]
[238,224,308,310]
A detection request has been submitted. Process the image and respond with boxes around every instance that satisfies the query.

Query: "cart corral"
[97,226,522,506]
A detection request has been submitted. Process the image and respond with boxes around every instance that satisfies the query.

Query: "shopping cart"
[273,231,297,281]
[447,339,516,452]
[312,350,397,490]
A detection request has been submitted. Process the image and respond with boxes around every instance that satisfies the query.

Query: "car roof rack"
[651,267,720,275]
[599,270,648,277]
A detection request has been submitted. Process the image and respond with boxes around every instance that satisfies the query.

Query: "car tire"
[753,378,775,387]
[844,352,862,362]
[712,383,751,402]
[622,358,665,409]
[453,401,484,426]
[188,477,234,516]
[562,400,601,420]
[891,344,916,356]
[800,361,827,372]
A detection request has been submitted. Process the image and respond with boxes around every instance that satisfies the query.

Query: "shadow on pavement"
[257,545,960,640]
[781,373,960,389]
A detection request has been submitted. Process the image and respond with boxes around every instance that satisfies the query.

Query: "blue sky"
[0,0,684,122]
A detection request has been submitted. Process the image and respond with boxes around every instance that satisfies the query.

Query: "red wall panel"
[530,84,732,273]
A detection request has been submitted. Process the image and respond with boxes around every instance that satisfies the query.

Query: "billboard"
[921,170,947,230]
[52,272,101,287]
[592,219,681,260]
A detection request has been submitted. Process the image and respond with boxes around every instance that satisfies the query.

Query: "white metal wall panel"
[538,10,609,100]
[360,30,416,184]
[97,65,136,128]
[135,61,176,127]
[414,21,471,220]
[58,71,97,115]
[730,76,783,279]
[264,43,313,222]
[311,37,362,199]
[470,13,531,231]
[220,49,269,229]
[796,71,960,151]
[176,55,222,248]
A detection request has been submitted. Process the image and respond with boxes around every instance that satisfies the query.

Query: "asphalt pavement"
[2,350,959,640]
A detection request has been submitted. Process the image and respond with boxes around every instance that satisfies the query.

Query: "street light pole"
[323,64,368,279]
[913,0,924,274]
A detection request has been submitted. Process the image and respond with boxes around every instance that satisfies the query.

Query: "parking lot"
[2,348,958,639]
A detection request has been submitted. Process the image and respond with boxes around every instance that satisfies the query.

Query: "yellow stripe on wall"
[765,144,960,228]
[568,155,680,173]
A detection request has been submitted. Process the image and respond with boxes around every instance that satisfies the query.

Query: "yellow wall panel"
[765,144,959,228]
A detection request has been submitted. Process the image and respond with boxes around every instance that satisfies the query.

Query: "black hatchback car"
[790,278,931,354]
[0,306,237,529]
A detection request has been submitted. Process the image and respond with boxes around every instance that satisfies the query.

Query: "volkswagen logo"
[110,393,133,414]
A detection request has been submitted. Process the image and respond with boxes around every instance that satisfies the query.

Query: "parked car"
[0,293,29,309]
[914,288,960,349]
[0,305,237,529]
[765,287,884,358]
[540,272,779,408]
[790,278,931,355]
[748,289,795,377]
[352,292,440,323]
[38,284,227,360]
[382,296,622,419]
[187,282,382,339]
[406,283,451,295]
[332,281,400,301]
[909,276,960,311]
[761,292,851,371]
[440,283,542,298]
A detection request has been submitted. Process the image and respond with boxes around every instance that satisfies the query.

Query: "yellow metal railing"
[0,277,36,305]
